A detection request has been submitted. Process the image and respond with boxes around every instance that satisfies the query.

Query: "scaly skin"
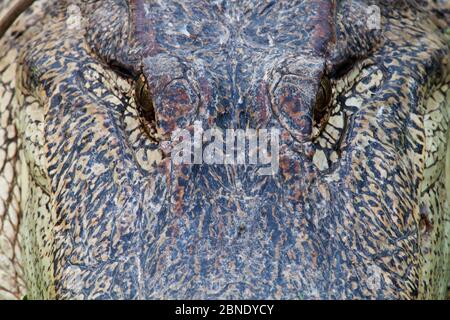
[0,0,449,299]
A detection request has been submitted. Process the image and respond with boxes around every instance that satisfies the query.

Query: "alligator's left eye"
[135,75,156,123]
[313,76,332,124]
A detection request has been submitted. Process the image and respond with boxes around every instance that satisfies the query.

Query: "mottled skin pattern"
[0,0,449,299]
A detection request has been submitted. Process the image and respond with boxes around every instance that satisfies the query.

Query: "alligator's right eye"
[135,75,156,123]
[313,76,332,124]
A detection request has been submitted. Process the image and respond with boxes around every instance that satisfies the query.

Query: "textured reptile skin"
[0,0,449,299]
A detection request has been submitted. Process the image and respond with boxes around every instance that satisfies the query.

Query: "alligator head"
[0,0,449,299]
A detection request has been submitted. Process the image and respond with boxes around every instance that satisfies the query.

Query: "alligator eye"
[313,76,332,124]
[135,75,156,123]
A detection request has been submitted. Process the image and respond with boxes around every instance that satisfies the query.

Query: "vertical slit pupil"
[314,76,332,123]
[135,75,156,123]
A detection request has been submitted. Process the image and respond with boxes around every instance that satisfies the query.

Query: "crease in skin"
[0,0,35,38]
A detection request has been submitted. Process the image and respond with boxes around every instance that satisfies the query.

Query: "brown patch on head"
[306,0,336,55]
[129,0,161,55]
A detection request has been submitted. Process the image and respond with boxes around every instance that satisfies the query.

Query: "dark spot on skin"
[238,223,246,237]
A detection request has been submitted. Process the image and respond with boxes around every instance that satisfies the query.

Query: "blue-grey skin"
[0,0,449,299]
